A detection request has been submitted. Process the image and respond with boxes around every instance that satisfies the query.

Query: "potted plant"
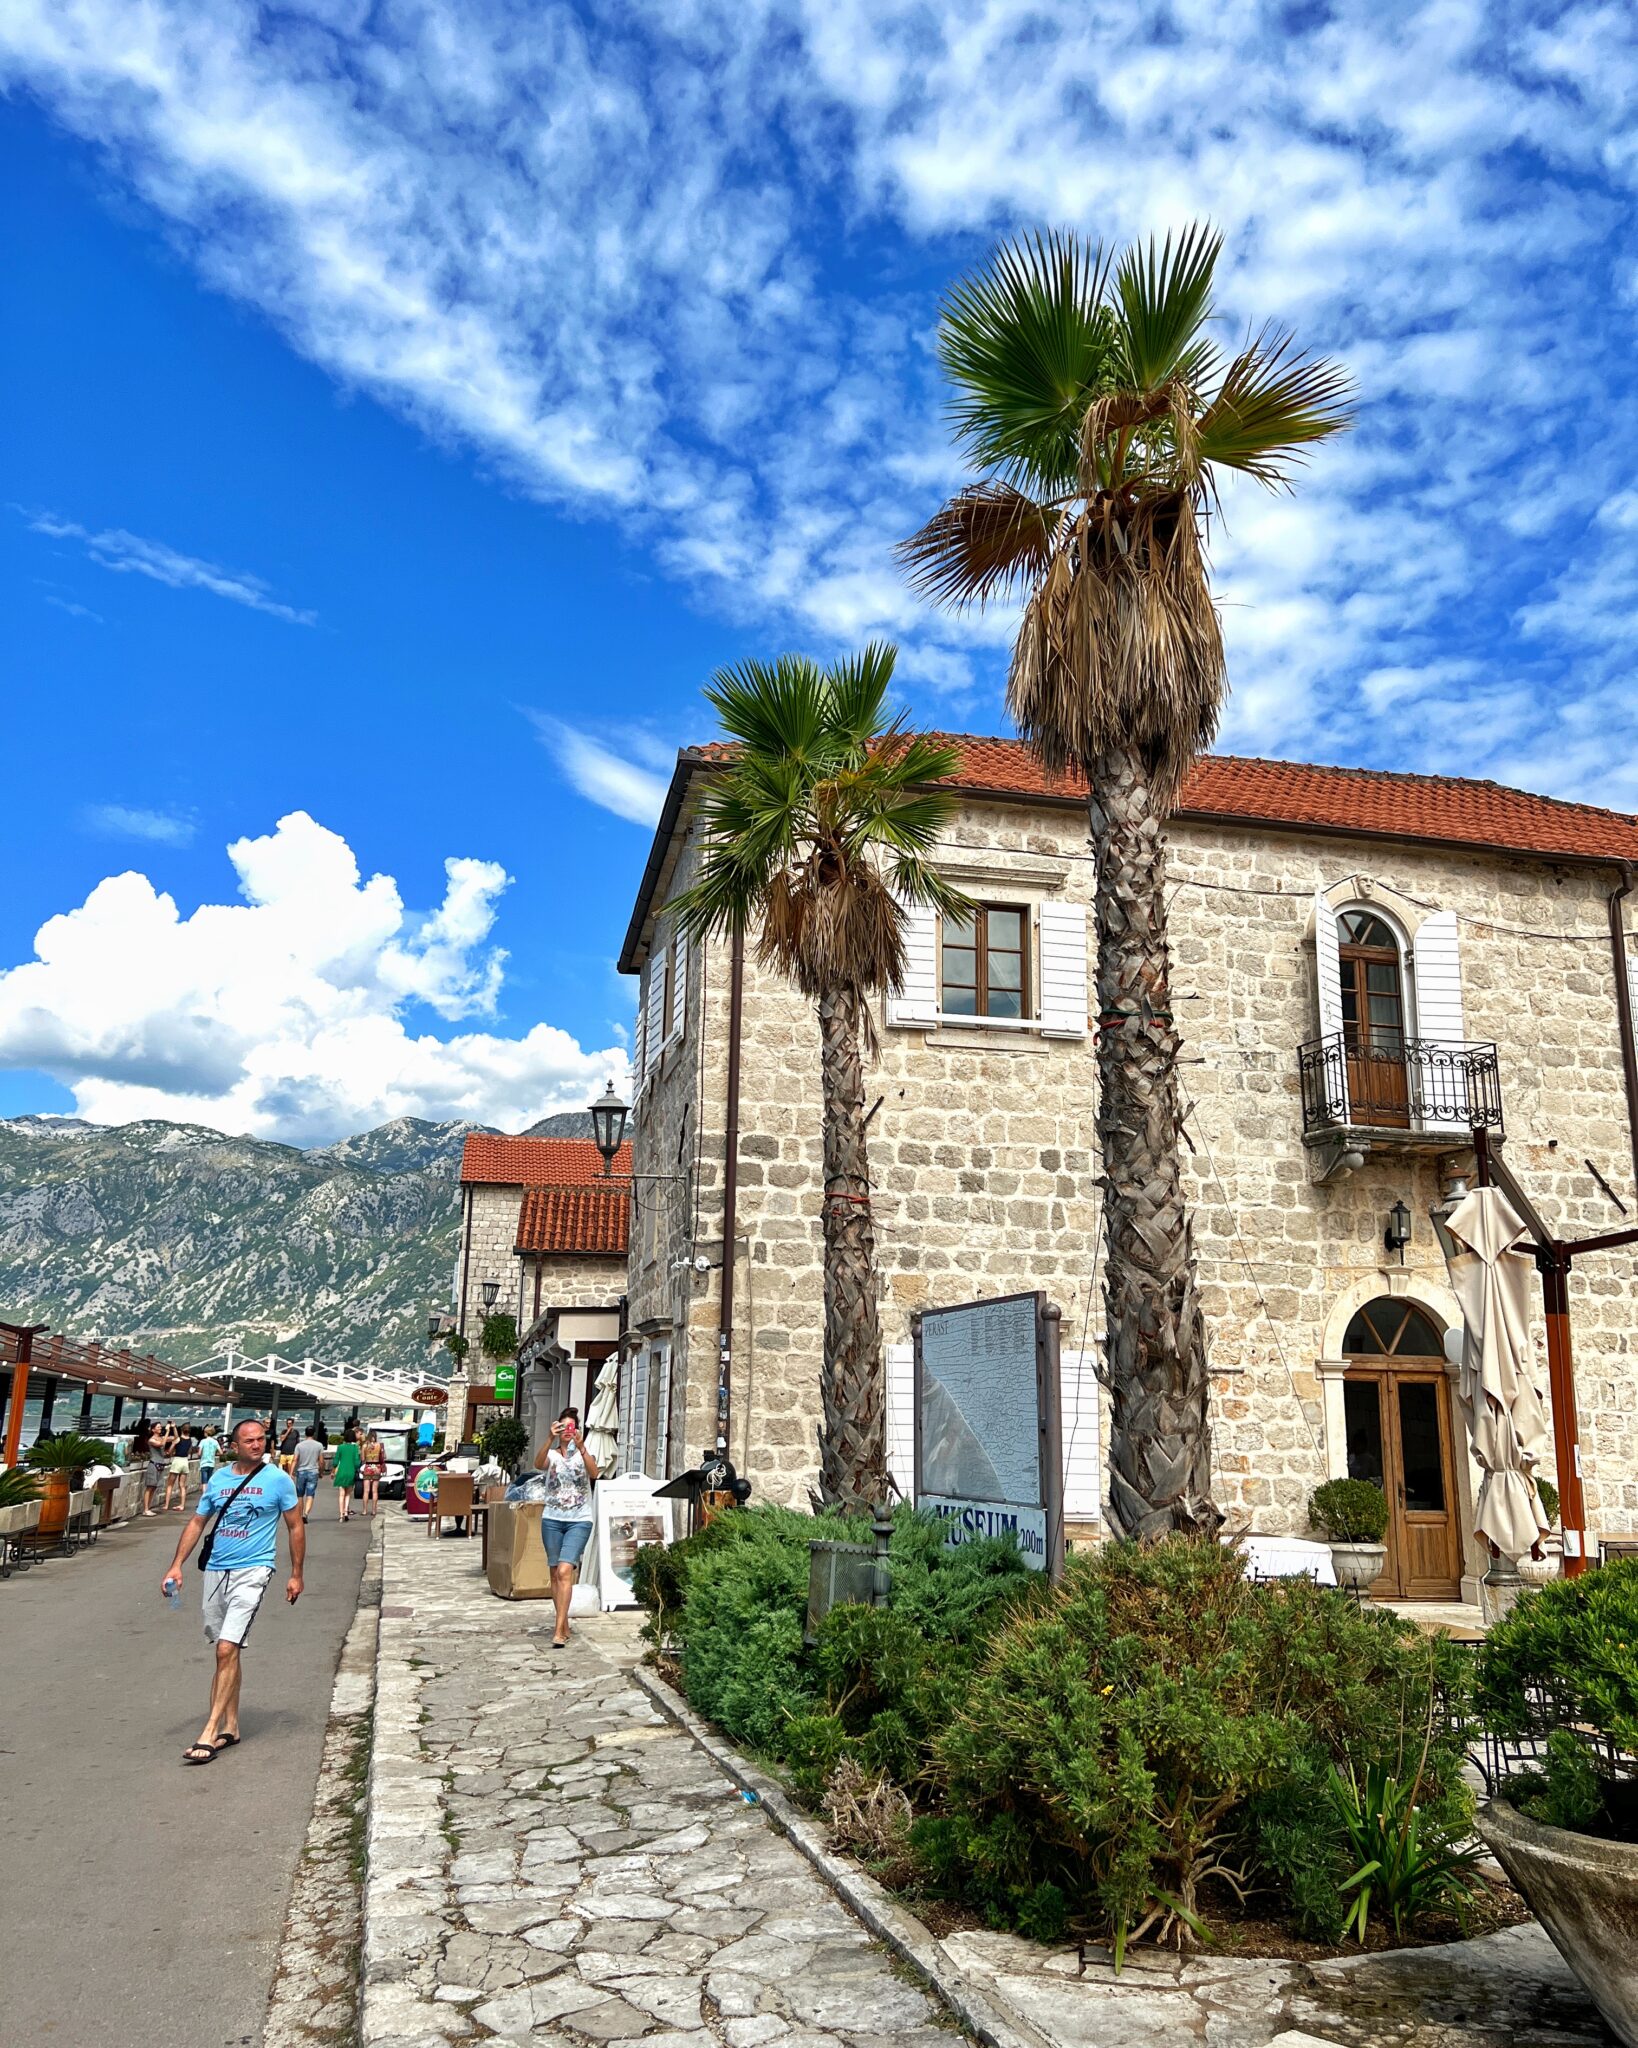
[1309,1477,1390,1591]
[442,1328,470,1367]
[0,1466,43,1573]
[1518,1476,1561,1587]
[23,1434,117,1547]
[1476,1560,1638,2047]
[479,1415,528,1478]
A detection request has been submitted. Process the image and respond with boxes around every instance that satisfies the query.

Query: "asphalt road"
[0,1497,373,2047]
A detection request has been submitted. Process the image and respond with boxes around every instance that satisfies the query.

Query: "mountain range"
[0,1109,596,1373]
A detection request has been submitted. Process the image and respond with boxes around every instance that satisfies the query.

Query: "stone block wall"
[458,1184,527,1335]
[625,795,1638,1560]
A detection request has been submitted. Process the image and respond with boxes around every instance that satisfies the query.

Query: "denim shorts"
[295,1469,319,1499]
[541,1516,592,1567]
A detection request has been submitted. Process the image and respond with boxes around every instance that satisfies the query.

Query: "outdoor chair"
[427,1472,474,1538]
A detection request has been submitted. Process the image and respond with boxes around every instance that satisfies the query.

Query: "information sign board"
[493,1362,517,1402]
[914,1291,1062,1576]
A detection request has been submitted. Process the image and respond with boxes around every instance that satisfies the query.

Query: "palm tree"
[899,226,1352,1540]
[672,645,966,1513]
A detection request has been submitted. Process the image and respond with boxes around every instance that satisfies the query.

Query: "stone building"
[617,737,1638,1605]
[454,1134,631,1449]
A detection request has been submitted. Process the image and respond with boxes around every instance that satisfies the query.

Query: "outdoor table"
[1236,1534,1338,1586]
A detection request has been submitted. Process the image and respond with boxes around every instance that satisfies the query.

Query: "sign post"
[913,1291,1064,1577]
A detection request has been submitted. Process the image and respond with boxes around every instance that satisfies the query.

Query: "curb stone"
[632,1662,1054,2048]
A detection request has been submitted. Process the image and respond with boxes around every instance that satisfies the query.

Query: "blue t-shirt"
[197,1462,298,1572]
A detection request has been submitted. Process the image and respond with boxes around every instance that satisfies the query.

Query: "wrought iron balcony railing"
[1298,1031,1504,1137]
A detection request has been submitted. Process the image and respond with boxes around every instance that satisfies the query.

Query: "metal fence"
[1298,1032,1504,1135]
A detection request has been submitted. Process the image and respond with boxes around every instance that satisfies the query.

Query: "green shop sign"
[493,1362,517,1402]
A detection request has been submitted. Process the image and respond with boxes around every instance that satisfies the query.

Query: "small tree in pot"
[479,1415,529,1479]
[1309,1477,1389,1591]
[25,1433,118,1546]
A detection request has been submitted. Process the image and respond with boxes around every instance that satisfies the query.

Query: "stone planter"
[1478,1797,1638,2048]
[1328,1539,1387,1591]
[1517,1549,1560,1588]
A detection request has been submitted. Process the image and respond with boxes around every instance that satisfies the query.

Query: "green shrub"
[0,1466,42,1508]
[24,1433,118,1473]
[1534,1476,1559,1527]
[923,1537,1469,1950]
[1478,1559,1638,1758]
[1309,1478,1389,1543]
[1330,1762,1482,1942]
[479,1415,528,1473]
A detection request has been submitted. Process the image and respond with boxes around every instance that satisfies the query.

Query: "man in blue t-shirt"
[162,1419,304,1765]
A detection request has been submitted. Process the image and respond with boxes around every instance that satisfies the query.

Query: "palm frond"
[895,481,1058,608]
[1195,327,1355,485]
[702,655,830,766]
[1113,221,1222,392]
[938,230,1119,492]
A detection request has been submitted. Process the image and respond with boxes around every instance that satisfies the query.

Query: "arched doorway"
[1343,1298,1463,1599]
[1339,910,1409,1126]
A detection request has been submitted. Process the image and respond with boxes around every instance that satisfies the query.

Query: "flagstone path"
[363,1522,953,2048]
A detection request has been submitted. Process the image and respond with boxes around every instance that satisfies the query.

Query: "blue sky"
[4,1,1638,1143]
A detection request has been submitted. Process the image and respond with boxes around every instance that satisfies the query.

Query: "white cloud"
[28,513,315,624]
[43,593,104,622]
[81,803,196,846]
[0,813,629,1143]
[531,716,671,826]
[6,2,1638,799]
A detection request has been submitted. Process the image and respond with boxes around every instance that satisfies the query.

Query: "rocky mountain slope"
[0,1114,477,1371]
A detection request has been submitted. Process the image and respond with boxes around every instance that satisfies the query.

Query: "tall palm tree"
[899,225,1352,1540]
[672,645,966,1513]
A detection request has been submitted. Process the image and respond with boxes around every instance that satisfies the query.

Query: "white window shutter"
[645,943,669,1072]
[1412,909,1468,1130]
[1314,889,1346,1040]
[1060,1349,1102,1521]
[626,1353,649,1476]
[1628,947,1637,1043]
[654,1346,672,1477]
[887,1343,915,1499]
[669,937,688,1043]
[1038,901,1089,1038]
[632,977,648,1086]
[886,904,939,1027]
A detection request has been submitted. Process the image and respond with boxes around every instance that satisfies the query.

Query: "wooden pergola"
[0,1321,224,1467]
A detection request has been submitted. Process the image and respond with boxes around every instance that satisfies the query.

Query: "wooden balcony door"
[1341,1299,1463,1601]
[1339,910,1409,1126]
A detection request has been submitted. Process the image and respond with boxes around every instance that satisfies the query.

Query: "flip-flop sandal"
[183,1743,219,1766]
[213,1733,241,1749]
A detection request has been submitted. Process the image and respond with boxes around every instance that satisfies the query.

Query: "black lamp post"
[1385,1199,1412,1262]
[480,1280,500,1311]
[591,1078,630,1177]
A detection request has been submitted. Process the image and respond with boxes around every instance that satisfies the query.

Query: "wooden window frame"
[941,901,1034,1021]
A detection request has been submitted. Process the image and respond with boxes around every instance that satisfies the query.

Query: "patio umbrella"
[1441,1185,1552,1560]
[584,1368,621,1473]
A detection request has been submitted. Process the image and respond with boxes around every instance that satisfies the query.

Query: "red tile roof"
[696,735,1638,863]
[460,1134,631,1186]
[515,1182,631,1258]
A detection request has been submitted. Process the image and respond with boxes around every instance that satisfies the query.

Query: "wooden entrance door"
[1341,1299,1463,1600]
[1338,911,1409,1126]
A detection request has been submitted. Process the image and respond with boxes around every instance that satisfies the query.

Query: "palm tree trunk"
[816,984,887,1512]
[1088,742,1219,1540]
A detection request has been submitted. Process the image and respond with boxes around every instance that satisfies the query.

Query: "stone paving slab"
[362,1519,952,2048]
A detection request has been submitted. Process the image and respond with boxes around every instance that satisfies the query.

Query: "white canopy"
[189,1348,434,1415]
[1441,1186,1552,1561]
[584,1368,621,1470]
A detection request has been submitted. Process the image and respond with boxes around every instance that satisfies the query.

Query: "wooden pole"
[1540,1254,1590,1577]
[0,1326,46,1467]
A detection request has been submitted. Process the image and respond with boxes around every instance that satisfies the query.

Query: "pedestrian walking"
[533,1408,599,1651]
[277,1421,300,1472]
[163,1428,193,1513]
[360,1429,384,1516]
[291,1427,323,1520]
[160,1419,303,1765]
[198,1426,221,1488]
[331,1427,362,1522]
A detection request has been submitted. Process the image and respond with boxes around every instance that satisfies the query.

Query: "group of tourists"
[131,1418,221,1516]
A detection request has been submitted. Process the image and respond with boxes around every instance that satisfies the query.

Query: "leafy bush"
[1478,1559,1638,1839]
[0,1467,42,1508]
[1534,1476,1559,1527]
[921,1538,1469,1951]
[1309,1477,1389,1543]
[25,1433,118,1474]
[479,1415,528,1473]
[479,1312,518,1363]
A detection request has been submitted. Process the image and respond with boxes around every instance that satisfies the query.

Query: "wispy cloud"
[8,3,1638,800]
[81,803,196,847]
[43,592,104,623]
[28,513,315,625]
[530,716,670,827]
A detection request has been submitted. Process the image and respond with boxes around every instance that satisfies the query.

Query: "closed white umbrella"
[584,1368,621,1472]
[1441,1186,1552,1560]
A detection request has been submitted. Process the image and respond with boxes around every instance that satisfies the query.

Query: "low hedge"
[638,1511,1474,1951]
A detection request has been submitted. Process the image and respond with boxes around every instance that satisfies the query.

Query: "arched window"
[1338,910,1408,1054]
[1343,1299,1446,1356]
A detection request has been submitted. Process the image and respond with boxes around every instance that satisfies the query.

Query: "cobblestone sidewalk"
[363,1519,953,2048]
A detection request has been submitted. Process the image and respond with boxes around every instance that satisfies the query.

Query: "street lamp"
[590,1078,630,1176]
[1384,1199,1412,1262]
[480,1280,500,1311]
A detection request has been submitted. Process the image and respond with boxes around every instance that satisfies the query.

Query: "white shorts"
[202,1567,274,1646]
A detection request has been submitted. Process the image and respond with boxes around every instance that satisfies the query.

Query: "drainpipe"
[1609,865,1638,1187]
[716,924,745,1458]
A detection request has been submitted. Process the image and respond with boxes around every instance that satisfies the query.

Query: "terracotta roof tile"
[692,736,1638,863]
[515,1182,631,1257]
[460,1134,631,1186]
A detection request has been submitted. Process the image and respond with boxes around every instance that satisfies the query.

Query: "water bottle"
[165,1576,182,1611]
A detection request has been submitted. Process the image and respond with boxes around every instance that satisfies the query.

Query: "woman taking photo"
[161,1422,192,1513]
[534,1408,598,1650]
